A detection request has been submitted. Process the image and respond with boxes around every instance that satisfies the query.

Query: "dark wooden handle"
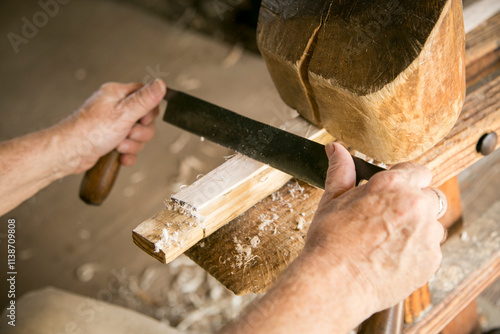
[79,150,121,205]
[357,302,404,334]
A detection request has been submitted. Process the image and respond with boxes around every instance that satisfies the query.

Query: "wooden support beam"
[134,12,500,270]
[441,301,481,334]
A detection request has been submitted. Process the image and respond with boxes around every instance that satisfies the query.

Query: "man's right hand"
[305,142,446,312]
[57,79,166,176]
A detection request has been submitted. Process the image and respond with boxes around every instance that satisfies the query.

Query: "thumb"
[323,142,356,200]
[118,78,166,120]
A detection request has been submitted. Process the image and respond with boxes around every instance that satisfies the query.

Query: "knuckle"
[368,171,403,191]
[144,126,155,141]
[394,161,418,170]
[131,91,152,110]
[410,194,428,212]
[99,82,119,92]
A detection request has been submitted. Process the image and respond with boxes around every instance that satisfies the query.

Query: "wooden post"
[257,0,465,164]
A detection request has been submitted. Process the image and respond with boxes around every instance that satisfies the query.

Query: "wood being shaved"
[257,0,466,164]
[133,117,334,263]
[185,179,322,294]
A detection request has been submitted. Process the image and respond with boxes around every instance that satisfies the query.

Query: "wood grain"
[133,117,334,264]
[257,0,465,164]
[404,284,432,324]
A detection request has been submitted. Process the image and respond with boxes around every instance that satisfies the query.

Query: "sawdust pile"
[105,255,256,333]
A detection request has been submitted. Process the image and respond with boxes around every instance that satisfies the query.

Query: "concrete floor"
[0,0,499,332]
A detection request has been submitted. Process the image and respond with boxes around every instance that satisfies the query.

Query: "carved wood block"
[257,0,466,163]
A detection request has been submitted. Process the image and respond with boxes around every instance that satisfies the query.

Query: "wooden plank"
[463,0,500,34]
[465,13,500,86]
[133,118,334,263]
[134,11,500,267]
[186,179,323,294]
[403,200,500,333]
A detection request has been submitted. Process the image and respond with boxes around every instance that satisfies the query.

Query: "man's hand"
[0,79,166,215]
[220,142,446,334]
[305,142,446,312]
[59,79,166,174]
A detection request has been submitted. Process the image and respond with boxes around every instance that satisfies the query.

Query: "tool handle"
[79,150,121,205]
[357,302,404,334]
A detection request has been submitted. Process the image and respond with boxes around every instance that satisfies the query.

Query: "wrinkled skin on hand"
[305,142,445,312]
[58,79,166,174]
[219,143,446,334]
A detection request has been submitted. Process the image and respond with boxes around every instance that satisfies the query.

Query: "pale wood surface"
[257,0,465,163]
[133,118,334,263]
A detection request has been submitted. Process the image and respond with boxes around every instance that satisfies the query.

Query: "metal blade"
[163,89,385,189]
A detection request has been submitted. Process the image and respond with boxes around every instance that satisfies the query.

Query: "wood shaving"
[232,237,260,269]
[296,216,306,230]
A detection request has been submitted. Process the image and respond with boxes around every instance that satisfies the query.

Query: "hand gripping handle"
[79,150,121,205]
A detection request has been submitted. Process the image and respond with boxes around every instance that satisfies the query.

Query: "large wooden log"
[257,0,466,164]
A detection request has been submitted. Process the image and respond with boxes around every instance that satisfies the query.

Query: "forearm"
[0,80,165,216]
[220,251,375,334]
[0,124,72,215]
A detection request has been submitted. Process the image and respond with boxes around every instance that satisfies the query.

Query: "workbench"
[133,2,500,333]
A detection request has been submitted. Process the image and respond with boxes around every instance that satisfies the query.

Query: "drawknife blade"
[163,89,385,189]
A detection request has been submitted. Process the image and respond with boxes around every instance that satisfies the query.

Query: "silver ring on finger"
[431,188,447,218]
